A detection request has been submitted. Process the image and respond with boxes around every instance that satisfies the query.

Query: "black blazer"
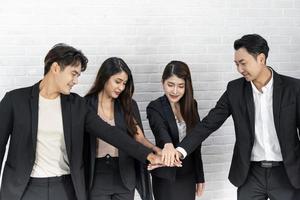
[178,69,300,188]
[0,82,151,200]
[146,95,204,183]
[84,94,153,200]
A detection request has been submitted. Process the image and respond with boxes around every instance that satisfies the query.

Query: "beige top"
[96,104,118,158]
[31,95,70,177]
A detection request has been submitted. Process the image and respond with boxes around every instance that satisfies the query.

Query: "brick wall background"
[0,0,300,199]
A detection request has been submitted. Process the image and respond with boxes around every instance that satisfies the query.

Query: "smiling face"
[162,75,185,104]
[53,63,81,95]
[234,47,265,82]
[103,71,128,99]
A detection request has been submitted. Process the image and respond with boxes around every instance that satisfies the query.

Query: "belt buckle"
[261,161,272,168]
[105,154,111,164]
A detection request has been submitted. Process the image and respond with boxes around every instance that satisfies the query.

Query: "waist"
[96,154,119,165]
[251,161,283,168]
[29,174,71,184]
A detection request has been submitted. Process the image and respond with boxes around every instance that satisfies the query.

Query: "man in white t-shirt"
[0,44,161,200]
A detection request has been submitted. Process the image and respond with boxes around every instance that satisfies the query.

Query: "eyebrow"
[167,81,184,85]
[234,59,245,63]
[116,77,127,82]
[72,70,81,77]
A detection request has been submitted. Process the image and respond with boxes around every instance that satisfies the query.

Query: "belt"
[252,161,283,168]
[96,154,118,164]
[29,174,71,183]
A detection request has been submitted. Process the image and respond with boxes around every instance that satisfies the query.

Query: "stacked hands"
[147,143,205,197]
[147,143,182,170]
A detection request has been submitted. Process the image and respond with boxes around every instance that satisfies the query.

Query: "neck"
[170,101,181,113]
[98,91,114,105]
[252,66,272,92]
[39,76,60,99]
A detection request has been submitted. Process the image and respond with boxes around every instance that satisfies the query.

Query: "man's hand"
[196,183,205,197]
[162,143,180,166]
[146,151,182,170]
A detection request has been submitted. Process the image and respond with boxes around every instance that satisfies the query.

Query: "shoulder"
[3,85,35,103]
[68,92,87,105]
[279,74,300,88]
[227,77,245,89]
[147,96,164,110]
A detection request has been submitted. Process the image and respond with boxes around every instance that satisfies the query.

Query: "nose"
[173,86,178,95]
[119,84,125,91]
[237,64,244,74]
[73,76,78,85]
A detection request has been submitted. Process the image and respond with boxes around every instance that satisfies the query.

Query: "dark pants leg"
[238,162,300,200]
[152,173,195,200]
[89,157,133,200]
[21,175,76,200]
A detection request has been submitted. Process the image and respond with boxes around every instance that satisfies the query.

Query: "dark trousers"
[21,175,77,200]
[238,162,300,200]
[89,157,134,200]
[152,173,195,200]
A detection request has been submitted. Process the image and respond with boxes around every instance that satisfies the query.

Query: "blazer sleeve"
[297,86,300,143]
[146,102,172,145]
[84,106,152,164]
[193,100,205,183]
[132,100,144,131]
[0,92,13,171]
[179,89,232,156]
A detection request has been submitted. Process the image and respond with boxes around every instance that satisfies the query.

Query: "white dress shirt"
[250,71,283,161]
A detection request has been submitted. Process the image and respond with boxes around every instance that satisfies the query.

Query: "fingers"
[196,183,205,197]
[162,143,178,166]
[147,164,166,170]
[175,151,180,162]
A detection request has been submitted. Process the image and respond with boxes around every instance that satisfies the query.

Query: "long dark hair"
[162,61,198,131]
[86,57,137,136]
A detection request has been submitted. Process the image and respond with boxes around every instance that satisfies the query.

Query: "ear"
[50,62,61,74]
[257,53,266,65]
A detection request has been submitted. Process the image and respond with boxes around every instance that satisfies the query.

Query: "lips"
[169,94,179,99]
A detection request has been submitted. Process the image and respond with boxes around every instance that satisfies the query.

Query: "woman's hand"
[161,143,180,166]
[196,183,205,197]
[152,146,162,156]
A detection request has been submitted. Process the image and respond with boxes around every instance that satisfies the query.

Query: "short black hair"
[234,34,269,60]
[44,43,88,75]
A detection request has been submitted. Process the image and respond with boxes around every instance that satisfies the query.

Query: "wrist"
[164,143,174,149]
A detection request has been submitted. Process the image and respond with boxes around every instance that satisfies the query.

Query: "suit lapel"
[272,70,283,138]
[161,96,179,144]
[245,81,255,140]
[114,100,127,132]
[30,82,40,152]
[61,94,72,163]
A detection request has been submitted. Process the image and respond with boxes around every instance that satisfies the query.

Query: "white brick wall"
[1,0,300,199]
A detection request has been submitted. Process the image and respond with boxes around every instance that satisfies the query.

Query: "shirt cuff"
[176,147,187,159]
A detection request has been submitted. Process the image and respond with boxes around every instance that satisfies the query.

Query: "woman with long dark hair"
[147,61,205,200]
[85,57,159,200]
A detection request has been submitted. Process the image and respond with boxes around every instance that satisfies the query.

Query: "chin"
[167,96,180,103]
[61,90,71,95]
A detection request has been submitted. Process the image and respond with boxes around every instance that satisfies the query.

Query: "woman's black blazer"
[146,95,204,183]
[84,94,153,200]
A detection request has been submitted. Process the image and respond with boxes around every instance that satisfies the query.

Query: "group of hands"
[147,143,205,197]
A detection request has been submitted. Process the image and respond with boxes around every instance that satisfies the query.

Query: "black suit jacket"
[0,82,151,200]
[84,94,153,200]
[147,95,204,183]
[178,69,300,188]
